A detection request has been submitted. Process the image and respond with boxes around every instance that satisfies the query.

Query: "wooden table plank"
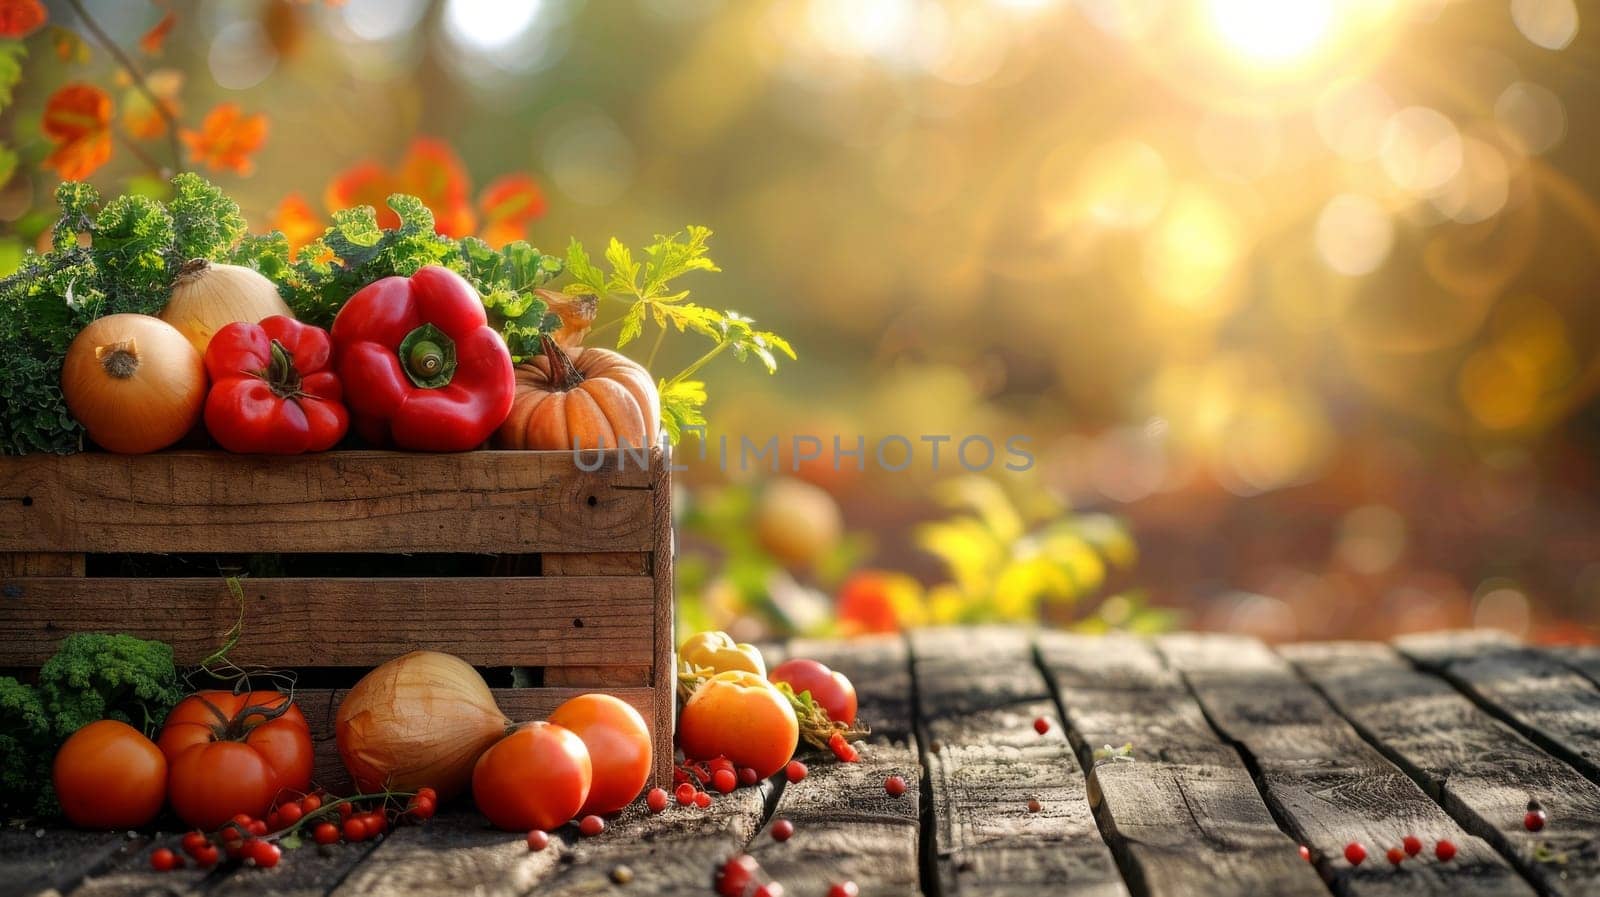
[1287,641,1600,897]
[329,810,564,897]
[1159,633,1536,897]
[1039,632,1327,897]
[746,637,921,897]
[1398,632,1600,784]
[911,627,1127,897]
[2,828,140,897]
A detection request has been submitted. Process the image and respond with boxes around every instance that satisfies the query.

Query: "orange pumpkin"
[494,335,660,450]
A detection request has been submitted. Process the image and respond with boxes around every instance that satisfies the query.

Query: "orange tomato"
[548,694,652,816]
[472,722,592,831]
[770,658,858,726]
[159,690,313,830]
[53,720,167,829]
[678,671,798,778]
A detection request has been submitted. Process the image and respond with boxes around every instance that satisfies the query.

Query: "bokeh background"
[4,0,1598,642]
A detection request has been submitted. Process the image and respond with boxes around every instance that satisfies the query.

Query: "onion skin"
[62,314,205,454]
[335,651,509,800]
[161,259,293,356]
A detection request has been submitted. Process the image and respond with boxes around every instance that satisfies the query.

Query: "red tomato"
[158,691,313,830]
[769,658,858,726]
[472,722,592,831]
[678,672,798,778]
[53,720,167,829]
[548,694,652,815]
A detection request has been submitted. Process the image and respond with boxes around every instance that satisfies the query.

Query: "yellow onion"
[62,314,205,454]
[160,259,292,355]
[335,651,511,800]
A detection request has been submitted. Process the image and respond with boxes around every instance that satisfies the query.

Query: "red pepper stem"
[540,334,585,391]
[398,323,458,389]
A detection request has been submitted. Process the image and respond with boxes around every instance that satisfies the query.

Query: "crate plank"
[0,577,653,669]
[648,452,676,790]
[1160,633,1536,897]
[0,451,655,554]
[747,637,920,897]
[911,628,1127,897]
[1287,641,1600,897]
[295,687,656,794]
[0,553,83,577]
[1398,632,1600,784]
[1039,632,1326,897]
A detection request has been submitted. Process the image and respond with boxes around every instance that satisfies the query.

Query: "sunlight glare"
[1208,0,1335,64]
[443,0,541,52]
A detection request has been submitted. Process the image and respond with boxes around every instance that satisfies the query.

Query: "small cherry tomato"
[579,815,605,836]
[313,822,340,845]
[1436,840,1457,861]
[738,767,759,786]
[191,844,220,868]
[785,761,807,783]
[647,788,669,813]
[247,839,282,868]
[181,831,210,856]
[771,819,794,842]
[1386,847,1404,865]
[695,791,712,808]
[278,802,303,826]
[343,817,369,842]
[1402,835,1421,856]
[828,883,859,897]
[884,775,907,797]
[527,829,550,851]
[769,658,858,726]
[677,783,697,806]
[301,794,322,813]
[150,848,181,872]
[717,855,760,897]
[713,768,737,793]
[1344,842,1366,866]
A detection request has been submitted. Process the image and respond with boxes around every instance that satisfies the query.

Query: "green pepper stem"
[398,324,458,389]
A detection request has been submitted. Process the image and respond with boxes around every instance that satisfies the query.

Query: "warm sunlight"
[1208,0,1337,64]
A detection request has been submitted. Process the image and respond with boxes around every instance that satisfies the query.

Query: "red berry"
[150,848,181,872]
[181,831,209,857]
[785,760,808,783]
[1298,844,1311,862]
[409,795,437,820]
[828,883,860,897]
[343,818,369,843]
[738,767,760,786]
[580,815,605,837]
[771,818,794,842]
[647,787,670,813]
[246,840,281,869]
[417,787,437,803]
[1027,798,1042,813]
[1402,835,1421,856]
[695,791,712,809]
[278,802,304,826]
[190,844,220,868]
[884,775,907,797]
[1034,717,1050,735]
[1525,810,1547,832]
[302,794,323,813]
[677,782,697,806]
[313,822,340,846]
[1344,842,1366,865]
[1386,847,1404,866]
[527,829,550,851]
[713,768,738,793]
[717,855,760,897]
[1436,840,1457,862]
[338,802,354,820]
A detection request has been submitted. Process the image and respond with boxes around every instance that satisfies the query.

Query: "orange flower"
[324,137,478,237]
[0,0,46,39]
[121,69,182,140]
[139,11,176,55]
[181,103,268,175]
[478,174,548,247]
[267,192,323,254]
[835,570,926,635]
[41,83,112,180]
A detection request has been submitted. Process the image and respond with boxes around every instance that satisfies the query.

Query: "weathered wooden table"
[9,627,1600,897]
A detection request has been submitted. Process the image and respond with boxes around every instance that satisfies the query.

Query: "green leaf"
[330,206,383,249]
[0,42,25,114]
[168,172,246,261]
[0,144,15,192]
[658,378,708,444]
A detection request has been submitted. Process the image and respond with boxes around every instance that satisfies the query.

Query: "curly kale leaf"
[456,237,562,359]
[169,171,247,262]
[90,194,176,315]
[37,633,182,739]
[0,676,52,814]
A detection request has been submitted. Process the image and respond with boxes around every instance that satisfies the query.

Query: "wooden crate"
[0,448,674,791]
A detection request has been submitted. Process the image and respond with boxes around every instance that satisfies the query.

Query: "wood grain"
[330,810,563,897]
[1397,631,1600,784]
[0,451,655,554]
[0,577,653,668]
[0,553,83,577]
[649,448,676,790]
[911,627,1127,897]
[1287,640,1600,897]
[295,687,656,795]
[1,828,141,897]
[1159,633,1536,897]
[747,636,921,897]
[1040,632,1326,897]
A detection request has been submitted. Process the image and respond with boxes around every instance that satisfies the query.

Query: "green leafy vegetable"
[1,633,182,817]
[0,41,25,114]
[564,228,795,443]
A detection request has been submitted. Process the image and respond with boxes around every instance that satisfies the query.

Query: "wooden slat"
[648,451,676,790]
[0,577,654,668]
[0,451,655,554]
[296,687,656,795]
[1287,641,1600,897]
[60,830,382,897]
[1039,632,1325,897]
[747,637,920,897]
[541,553,650,576]
[0,828,140,897]
[1398,632,1600,784]
[328,810,567,897]
[911,627,1127,897]
[1160,633,1536,897]
[0,552,83,576]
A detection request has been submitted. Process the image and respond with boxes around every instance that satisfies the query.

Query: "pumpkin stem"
[96,339,140,379]
[541,334,586,391]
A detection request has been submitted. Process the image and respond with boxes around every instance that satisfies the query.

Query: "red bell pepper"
[330,265,515,451]
[203,315,348,454]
